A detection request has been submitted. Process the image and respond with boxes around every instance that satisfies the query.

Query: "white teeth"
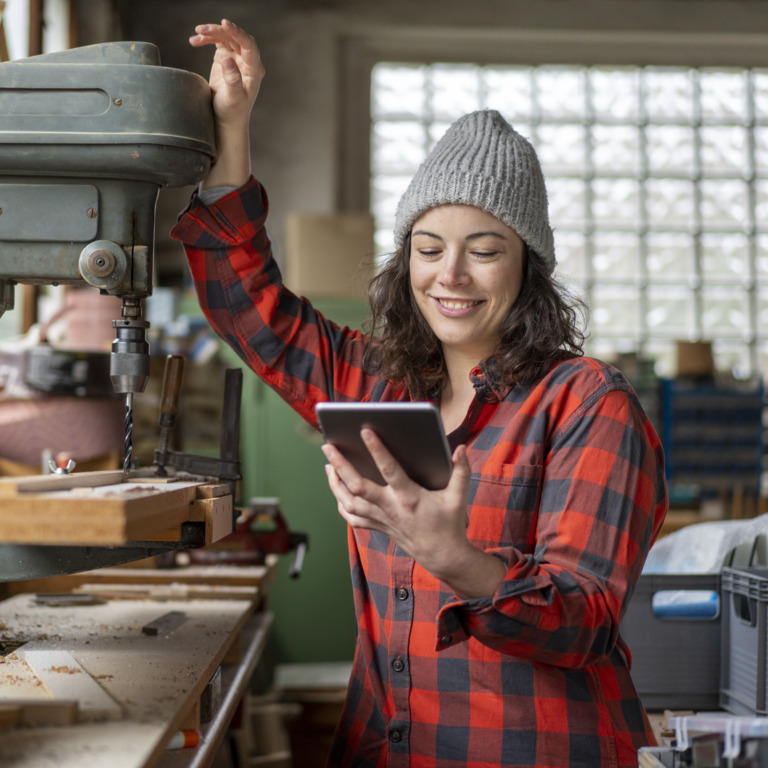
[438,299,479,310]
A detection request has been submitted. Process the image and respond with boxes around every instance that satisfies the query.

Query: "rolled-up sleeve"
[436,384,667,668]
[170,177,379,424]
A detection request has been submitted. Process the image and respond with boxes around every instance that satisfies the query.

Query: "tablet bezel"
[315,401,452,490]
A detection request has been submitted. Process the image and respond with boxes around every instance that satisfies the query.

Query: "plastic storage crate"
[639,716,768,767]
[667,713,768,767]
[721,566,768,716]
[621,573,722,710]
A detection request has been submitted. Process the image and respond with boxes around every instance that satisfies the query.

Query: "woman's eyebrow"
[466,231,508,241]
[411,229,508,241]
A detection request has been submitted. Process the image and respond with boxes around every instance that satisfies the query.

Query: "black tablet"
[315,402,452,490]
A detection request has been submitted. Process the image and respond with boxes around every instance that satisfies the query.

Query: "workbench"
[0,561,276,768]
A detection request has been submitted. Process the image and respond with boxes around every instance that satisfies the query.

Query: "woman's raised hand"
[190,19,264,126]
[189,20,265,188]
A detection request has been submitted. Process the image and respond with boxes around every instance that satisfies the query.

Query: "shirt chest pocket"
[466,463,542,553]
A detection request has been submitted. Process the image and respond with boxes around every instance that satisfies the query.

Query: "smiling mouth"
[436,298,482,310]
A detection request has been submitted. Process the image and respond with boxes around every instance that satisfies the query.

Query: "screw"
[113,97,123,106]
[87,248,116,277]
[0,208,3,215]
[87,208,98,218]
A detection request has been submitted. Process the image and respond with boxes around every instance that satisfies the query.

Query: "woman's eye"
[416,249,441,259]
[472,250,499,259]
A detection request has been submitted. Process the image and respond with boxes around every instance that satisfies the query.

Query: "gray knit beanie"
[393,110,556,274]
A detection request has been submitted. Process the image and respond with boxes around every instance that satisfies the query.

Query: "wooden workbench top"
[0,593,255,768]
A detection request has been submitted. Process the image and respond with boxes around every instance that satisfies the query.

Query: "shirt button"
[439,634,452,646]
[389,729,402,743]
[396,587,409,601]
[392,657,405,673]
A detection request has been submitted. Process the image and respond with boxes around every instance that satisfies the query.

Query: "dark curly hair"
[362,232,587,399]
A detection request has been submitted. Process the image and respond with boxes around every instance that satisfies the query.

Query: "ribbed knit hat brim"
[393,110,556,274]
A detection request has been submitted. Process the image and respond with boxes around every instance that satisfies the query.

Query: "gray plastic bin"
[621,573,721,710]
[720,566,768,716]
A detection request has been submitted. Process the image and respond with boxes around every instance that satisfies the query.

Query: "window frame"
[338,27,768,378]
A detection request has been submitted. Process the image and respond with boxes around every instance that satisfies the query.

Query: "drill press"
[0,40,221,579]
[0,40,215,469]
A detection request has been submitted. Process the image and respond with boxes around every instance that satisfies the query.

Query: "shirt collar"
[470,363,512,403]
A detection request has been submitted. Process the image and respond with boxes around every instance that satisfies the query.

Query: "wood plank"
[194,484,230,499]
[5,558,277,599]
[17,647,122,721]
[189,496,234,543]
[0,479,216,545]
[141,524,184,543]
[43,564,271,588]
[144,494,234,543]
[0,698,79,728]
[0,470,125,498]
[72,583,259,602]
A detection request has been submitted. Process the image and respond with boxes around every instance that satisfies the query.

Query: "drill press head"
[0,41,216,394]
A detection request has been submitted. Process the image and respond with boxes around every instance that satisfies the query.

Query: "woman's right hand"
[189,19,265,188]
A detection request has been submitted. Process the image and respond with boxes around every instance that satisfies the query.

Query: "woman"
[172,20,668,768]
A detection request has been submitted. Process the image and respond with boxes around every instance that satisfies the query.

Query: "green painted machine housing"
[0,41,216,311]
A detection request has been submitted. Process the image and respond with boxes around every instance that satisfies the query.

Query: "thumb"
[220,55,243,86]
[448,444,471,490]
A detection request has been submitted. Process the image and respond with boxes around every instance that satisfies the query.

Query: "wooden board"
[0,471,233,545]
[0,698,79,728]
[5,558,277,602]
[17,648,122,721]
[73,583,259,602]
[0,593,254,767]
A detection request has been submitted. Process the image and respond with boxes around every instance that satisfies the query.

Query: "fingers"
[321,441,376,498]
[189,19,254,52]
[359,429,411,488]
[215,49,243,86]
[324,463,379,530]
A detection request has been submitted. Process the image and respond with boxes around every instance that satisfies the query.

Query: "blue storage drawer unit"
[660,379,764,497]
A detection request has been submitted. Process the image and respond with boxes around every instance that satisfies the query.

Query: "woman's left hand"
[322,429,506,599]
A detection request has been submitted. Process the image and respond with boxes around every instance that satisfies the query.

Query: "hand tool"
[153,366,243,506]
[141,610,187,636]
[154,354,185,476]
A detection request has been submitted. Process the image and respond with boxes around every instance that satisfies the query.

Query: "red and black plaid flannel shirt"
[171,178,668,768]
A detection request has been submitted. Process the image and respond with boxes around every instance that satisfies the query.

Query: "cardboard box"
[285,212,375,299]
[675,341,715,378]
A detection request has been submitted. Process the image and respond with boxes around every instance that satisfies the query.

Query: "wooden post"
[28,0,42,56]
[0,1,9,62]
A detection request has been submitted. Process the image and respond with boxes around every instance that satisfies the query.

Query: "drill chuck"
[110,319,150,395]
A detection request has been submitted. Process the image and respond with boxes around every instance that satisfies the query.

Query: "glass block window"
[370,63,768,379]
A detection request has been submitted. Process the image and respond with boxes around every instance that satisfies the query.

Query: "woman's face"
[409,204,526,364]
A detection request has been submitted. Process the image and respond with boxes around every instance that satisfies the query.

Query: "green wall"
[220,299,368,664]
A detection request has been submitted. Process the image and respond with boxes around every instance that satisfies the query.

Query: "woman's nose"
[438,252,469,285]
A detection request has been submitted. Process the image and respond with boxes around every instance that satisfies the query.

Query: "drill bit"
[124,392,134,473]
